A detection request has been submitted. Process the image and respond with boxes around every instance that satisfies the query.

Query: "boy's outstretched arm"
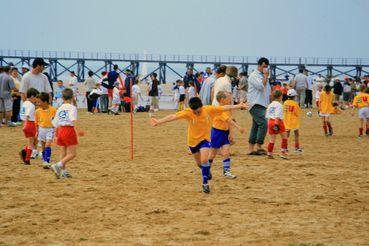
[222,102,249,112]
[151,114,178,126]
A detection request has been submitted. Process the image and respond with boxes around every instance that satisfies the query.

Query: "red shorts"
[23,121,37,138]
[57,126,78,146]
[268,119,286,135]
[108,89,113,98]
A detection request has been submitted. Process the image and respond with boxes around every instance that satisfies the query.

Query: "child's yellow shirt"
[283,100,300,130]
[353,93,369,109]
[319,92,334,114]
[212,111,231,131]
[35,106,56,128]
[175,106,224,147]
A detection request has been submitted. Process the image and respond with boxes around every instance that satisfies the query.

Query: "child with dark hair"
[150,97,248,194]
[19,88,40,165]
[319,85,335,136]
[266,90,288,159]
[35,92,56,168]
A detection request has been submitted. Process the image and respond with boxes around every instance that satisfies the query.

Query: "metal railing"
[1,49,368,66]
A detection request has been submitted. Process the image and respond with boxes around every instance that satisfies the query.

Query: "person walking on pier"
[247,57,271,155]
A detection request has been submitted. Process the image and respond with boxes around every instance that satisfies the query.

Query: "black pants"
[86,92,93,112]
[305,89,313,108]
[11,96,21,122]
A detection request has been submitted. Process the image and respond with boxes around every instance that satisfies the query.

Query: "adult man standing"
[183,68,195,88]
[84,71,96,113]
[20,58,52,102]
[305,70,313,108]
[0,66,16,127]
[292,69,308,108]
[199,71,216,105]
[211,65,231,106]
[247,57,271,155]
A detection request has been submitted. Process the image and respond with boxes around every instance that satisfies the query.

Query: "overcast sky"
[1,0,368,58]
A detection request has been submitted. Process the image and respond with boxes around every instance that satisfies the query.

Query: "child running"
[266,90,288,159]
[319,85,335,137]
[352,85,369,137]
[283,89,303,153]
[51,88,84,179]
[208,91,245,179]
[35,92,56,168]
[19,88,40,165]
[151,96,248,194]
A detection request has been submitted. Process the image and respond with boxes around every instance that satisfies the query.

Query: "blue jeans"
[248,104,267,145]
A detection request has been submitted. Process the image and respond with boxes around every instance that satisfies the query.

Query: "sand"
[1,108,369,245]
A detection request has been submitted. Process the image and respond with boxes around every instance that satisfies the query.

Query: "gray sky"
[1,0,368,58]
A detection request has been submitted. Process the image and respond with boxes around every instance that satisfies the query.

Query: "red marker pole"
[130,78,134,160]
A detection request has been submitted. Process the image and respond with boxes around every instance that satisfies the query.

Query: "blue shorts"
[189,140,211,154]
[210,128,230,149]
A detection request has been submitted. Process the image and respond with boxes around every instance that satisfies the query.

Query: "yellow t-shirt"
[212,111,231,131]
[283,100,300,130]
[175,106,224,147]
[353,93,369,109]
[319,92,334,114]
[35,106,56,128]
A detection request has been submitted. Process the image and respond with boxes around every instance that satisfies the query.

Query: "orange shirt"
[353,93,369,109]
[283,100,300,130]
[35,106,56,128]
[319,91,334,114]
[175,106,224,147]
[212,111,231,131]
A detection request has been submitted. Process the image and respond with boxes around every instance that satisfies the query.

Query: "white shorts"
[54,98,63,108]
[0,98,12,112]
[112,97,121,105]
[319,113,330,117]
[38,127,55,142]
[358,107,369,119]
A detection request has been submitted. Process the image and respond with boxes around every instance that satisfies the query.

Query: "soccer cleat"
[51,164,62,179]
[42,162,51,169]
[31,150,39,159]
[61,170,72,178]
[294,148,304,154]
[279,153,289,160]
[223,170,237,179]
[19,149,30,165]
[202,184,210,194]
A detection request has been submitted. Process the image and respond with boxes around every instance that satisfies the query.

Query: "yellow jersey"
[283,100,300,130]
[35,106,56,128]
[319,92,334,114]
[175,106,224,147]
[212,111,231,131]
[353,93,369,109]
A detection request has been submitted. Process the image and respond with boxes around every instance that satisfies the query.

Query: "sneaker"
[51,164,62,179]
[223,170,237,179]
[61,170,72,178]
[7,122,17,127]
[42,162,51,169]
[294,148,304,154]
[31,150,39,159]
[202,184,210,194]
[279,153,289,160]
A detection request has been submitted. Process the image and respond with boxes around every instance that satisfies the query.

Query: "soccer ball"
[306,111,313,118]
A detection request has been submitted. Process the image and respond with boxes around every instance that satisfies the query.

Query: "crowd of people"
[1,57,369,193]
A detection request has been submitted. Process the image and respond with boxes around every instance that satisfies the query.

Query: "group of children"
[172,80,198,111]
[19,87,83,179]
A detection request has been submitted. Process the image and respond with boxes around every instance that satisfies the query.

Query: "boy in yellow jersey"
[151,96,248,194]
[208,91,245,179]
[35,92,56,169]
[283,89,303,153]
[319,85,335,137]
[352,85,369,137]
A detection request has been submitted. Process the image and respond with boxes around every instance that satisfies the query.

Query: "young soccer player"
[35,92,56,168]
[51,88,84,179]
[283,89,303,153]
[178,81,186,111]
[19,88,40,165]
[188,81,197,100]
[266,90,288,159]
[319,85,335,137]
[315,84,323,113]
[352,85,369,137]
[208,91,245,179]
[109,82,121,115]
[151,96,248,194]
